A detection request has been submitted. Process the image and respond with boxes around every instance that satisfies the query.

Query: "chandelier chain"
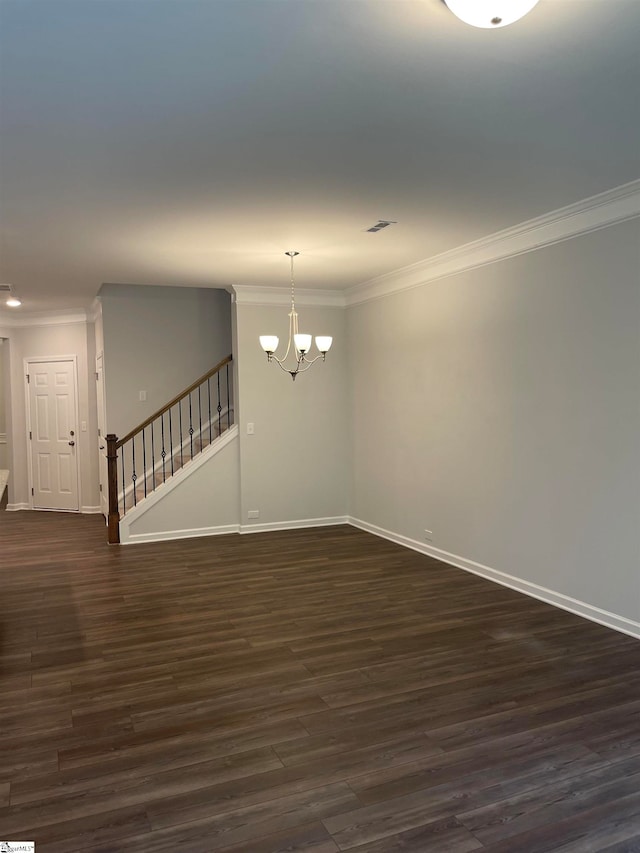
[286,250,298,310]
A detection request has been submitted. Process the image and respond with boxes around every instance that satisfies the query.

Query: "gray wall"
[349,219,640,622]
[235,300,349,527]
[100,284,232,437]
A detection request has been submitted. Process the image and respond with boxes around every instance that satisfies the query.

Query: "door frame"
[24,354,81,512]
[95,350,108,520]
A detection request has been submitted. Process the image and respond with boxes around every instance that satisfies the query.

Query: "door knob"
[68,440,75,446]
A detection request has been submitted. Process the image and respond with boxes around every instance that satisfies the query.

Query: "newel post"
[106,433,120,544]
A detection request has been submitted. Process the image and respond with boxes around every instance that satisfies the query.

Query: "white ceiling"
[0,0,639,313]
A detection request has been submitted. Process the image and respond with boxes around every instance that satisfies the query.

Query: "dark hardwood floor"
[1,511,640,852]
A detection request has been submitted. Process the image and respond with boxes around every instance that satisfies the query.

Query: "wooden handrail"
[116,355,232,448]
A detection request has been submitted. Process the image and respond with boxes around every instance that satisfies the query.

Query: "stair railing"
[106,354,233,543]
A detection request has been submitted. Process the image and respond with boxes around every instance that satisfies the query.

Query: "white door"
[27,359,79,511]
[96,353,108,518]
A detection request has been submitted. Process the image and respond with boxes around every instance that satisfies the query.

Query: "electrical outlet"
[424,529,433,541]
[248,510,259,519]
[247,422,255,435]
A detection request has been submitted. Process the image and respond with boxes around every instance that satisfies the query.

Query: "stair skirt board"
[119,424,238,533]
[118,407,234,511]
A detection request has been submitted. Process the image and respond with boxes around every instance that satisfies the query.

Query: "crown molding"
[233,285,346,308]
[87,298,102,322]
[0,310,89,328]
[346,178,640,306]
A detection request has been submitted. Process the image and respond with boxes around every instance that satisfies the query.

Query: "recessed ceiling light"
[2,286,21,307]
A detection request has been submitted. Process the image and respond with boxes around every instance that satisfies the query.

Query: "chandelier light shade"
[444,0,540,28]
[259,251,332,381]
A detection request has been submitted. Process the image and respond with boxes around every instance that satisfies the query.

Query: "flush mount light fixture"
[444,0,540,28]
[259,251,332,381]
[1,284,21,307]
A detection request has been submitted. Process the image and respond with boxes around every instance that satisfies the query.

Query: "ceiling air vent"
[365,220,397,233]
[0,284,11,292]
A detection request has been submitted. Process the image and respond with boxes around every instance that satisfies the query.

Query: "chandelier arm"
[289,361,315,375]
[270,356,297,375]
[278,309,296,363]
[270,353,319,376]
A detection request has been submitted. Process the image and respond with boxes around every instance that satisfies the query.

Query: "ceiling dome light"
[445,0,540,28]
[6,296,21,307]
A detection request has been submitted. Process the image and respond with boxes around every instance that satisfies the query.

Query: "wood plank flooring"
[1,511,640,852]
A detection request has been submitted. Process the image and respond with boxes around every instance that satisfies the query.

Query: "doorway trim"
[95,350,108,520]
[24,354,81,512]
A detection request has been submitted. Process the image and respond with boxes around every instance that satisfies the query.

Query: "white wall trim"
[348,517,640,641]
[81,505,102,514]
[6,502,29,511]
[125,523,240,545]
[124,515,345,542]
[346,179,640,306]
[87,298,102,323]
[239,516,348,534]
[233,285,346,308]
[0,310,89,328]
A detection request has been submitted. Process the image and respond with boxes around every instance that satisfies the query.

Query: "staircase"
[107,355,233,543]
[122,420,232,509]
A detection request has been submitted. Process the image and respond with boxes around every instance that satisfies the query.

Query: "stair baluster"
[106,355,233,543]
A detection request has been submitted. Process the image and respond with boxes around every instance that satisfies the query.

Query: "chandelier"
[444,0,540,28]
[259,251,332,381]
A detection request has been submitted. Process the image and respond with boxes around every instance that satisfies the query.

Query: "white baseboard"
[239,516,349,535]
[122,514,347,544]
[81,505,102,514]
[348,517,640,641]
[125,523,240,545]
[6,504,90,514]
